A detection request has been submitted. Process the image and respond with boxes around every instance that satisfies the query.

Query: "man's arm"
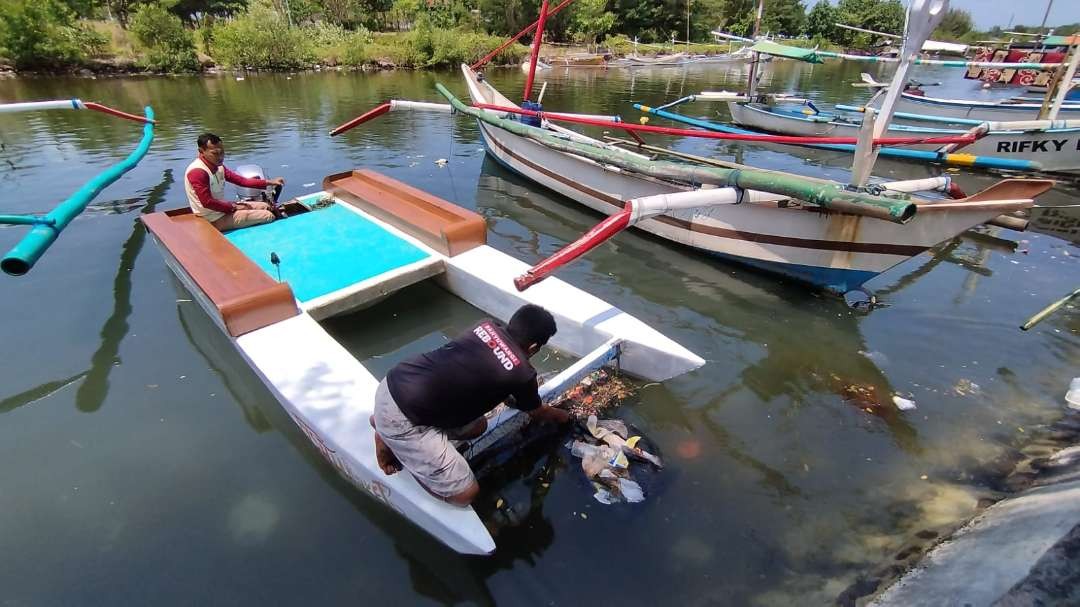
[186,169,236,214]
[223,166,284,188]
[511,377,571,424]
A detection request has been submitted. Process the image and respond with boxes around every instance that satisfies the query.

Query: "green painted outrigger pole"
[1,106,155,276]
[433,84,917,224]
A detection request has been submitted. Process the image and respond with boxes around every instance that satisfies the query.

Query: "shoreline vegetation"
[1,0,1076,78]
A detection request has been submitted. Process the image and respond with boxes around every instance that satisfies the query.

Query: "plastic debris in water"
[892,395,917,411]
[552,368,633,418]
[435,158,449,166]
[1067,378,1080,410]
[952,379,981,397]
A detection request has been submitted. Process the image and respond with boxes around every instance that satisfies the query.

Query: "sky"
[815,0,1080,31]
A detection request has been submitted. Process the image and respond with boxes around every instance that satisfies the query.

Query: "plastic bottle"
[1067,378,1080,410]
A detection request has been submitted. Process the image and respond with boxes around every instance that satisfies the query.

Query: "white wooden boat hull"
[147,193,702,555]
[463,65,1034,293]
[886,91,1080,123]
[729,102,1080,173]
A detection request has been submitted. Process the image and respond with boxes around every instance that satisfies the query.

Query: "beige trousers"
[211,201,274,232]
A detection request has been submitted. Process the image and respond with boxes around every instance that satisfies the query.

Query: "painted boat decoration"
[0,99,155,275]
[141,168,703,554]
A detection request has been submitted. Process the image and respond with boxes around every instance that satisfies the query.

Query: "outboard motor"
[232,164,274,201]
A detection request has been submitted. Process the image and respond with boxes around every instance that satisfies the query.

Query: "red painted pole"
[471,102,978,146]
[83,102,156,124]
[470,0,576,70]
[523,0,550,102]
[329,102,392,136]
[515,208,632,291]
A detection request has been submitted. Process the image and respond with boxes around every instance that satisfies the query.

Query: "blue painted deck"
[225,202,431,303]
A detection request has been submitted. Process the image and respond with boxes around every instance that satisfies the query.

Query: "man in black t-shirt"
[371,304,571,506]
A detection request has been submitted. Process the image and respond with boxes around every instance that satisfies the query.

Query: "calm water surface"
[2,60,1079,606]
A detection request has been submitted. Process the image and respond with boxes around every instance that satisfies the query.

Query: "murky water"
[1,60,1078,606]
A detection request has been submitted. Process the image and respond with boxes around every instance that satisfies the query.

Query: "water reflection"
[77,169,173,412]
[0,169,172,415]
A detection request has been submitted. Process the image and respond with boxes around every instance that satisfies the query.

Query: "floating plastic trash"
[1067,378,1080,410]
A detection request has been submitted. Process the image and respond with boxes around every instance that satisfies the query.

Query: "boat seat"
[323,169,486,257]
[141,209,299,337]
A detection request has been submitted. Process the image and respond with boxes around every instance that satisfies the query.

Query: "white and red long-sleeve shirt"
[184,155,269,222]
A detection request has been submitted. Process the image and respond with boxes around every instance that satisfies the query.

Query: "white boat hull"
[463,65,1035,293]
[729,102,1080,173]
[147,194,703,555]
[886,91,1080,123]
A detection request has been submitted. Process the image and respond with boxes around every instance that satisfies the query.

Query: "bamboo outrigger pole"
[434,83,918,224]
[523,0,550,101]
[0,103,155,275]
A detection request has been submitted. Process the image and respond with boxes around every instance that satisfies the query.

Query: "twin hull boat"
[142,168,703,554]
[461,65,1041,294]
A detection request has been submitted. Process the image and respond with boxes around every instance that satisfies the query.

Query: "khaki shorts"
[372,379,477,498]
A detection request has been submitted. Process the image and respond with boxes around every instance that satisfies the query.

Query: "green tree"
[170,0,248,25]
[834,0,903,48]
[933,8,972,40]
[211,0,312,67]
[805,0,836,40]
[569,0,615,43]
[0,0,105,68]
[130,2,199,70]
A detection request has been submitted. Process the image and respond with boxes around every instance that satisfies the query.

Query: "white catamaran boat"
[142,169,704,554]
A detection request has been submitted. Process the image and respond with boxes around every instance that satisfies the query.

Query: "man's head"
[197,133,225,166]
[507,304,557,356]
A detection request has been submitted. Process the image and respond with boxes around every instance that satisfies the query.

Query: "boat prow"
[142,169,702,554]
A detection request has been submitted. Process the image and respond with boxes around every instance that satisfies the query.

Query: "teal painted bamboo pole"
[0,215,55,226]
[434,84,916,223]
[2,106,155,276]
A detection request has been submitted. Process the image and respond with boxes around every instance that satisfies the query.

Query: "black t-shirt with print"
[386,319,541,429]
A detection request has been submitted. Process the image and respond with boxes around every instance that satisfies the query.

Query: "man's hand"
[528,406,572,425]
[234,201,253,210]
[268,177,285,186]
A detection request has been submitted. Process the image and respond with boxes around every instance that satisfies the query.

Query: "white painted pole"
[0,100,84,113]
[851,0,948,185]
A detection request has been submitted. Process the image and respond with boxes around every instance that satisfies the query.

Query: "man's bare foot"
[370,415,402,475]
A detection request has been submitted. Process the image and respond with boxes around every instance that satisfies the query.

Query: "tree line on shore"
[0,0,1076,73]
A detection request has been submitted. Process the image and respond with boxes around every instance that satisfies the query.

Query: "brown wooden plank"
[323,169,486,257]
[141,211,298,337]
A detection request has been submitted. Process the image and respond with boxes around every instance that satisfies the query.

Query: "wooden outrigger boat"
[641,34,1080,174]
[880,89,1080,123]
[141,169,703,554]
[455,65,1048,292]
[723,101,1080,174]
[330,0,1054,295]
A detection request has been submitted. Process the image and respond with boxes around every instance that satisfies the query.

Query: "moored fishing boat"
[724,101,1080,173]
[330,0,1055,295]
[453,65,1047,292]
[879,88,1080,123]
[141,168,703,554]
